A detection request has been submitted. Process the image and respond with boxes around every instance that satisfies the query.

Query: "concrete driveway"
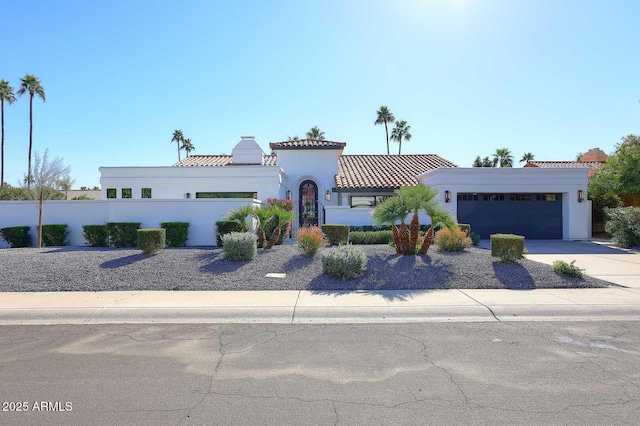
[482,240,640,288]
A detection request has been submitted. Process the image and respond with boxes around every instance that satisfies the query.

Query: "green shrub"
[321,245,367,280]
[38,224,68,246]
[106,222,141,248]
[222,232,257,261]
[137,228,166,254]
[349,225,429,232]
[82,225,108,247]
[297,226,324,257]
[215,220,245,246]
[322,224,350,245]
[552,260,584,278]
[490,234,525,262]
[349,230,393,245]
[435,227,471,251]
[0,226,31,248]
[469,231,481,246]
[458,224,471,235]
[604,207,640,248]
[160,222,190,247]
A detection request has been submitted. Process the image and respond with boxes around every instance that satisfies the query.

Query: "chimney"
[231,136,265,165]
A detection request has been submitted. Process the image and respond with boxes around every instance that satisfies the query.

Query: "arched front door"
[299,180,318,226]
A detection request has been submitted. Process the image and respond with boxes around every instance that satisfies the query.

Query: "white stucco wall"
[417,168,590,240]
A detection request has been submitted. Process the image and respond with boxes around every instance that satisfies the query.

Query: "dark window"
[195,192,255,199]
[106,188,116,199]
[536,194,558,201]
[457,193,478,202]
[483,194,505,202]
[122,188,132,199]
[511,194,532,201]
[350,195,392,208]
[141,188,152,199]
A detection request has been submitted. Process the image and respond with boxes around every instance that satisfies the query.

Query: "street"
[1,322,639,425]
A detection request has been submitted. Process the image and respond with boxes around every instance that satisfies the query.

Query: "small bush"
[215,220,245,246]
[38,224,68,246]
[604,207,640,248]
[490,234,525,262]
[222,232,257,261]
[83,225,108,247]
[458,224,471,235]
[322,224,350,245]
[435,227,471,252]
[321,245,367,281]
[552,260,584,278]
[0,226,31,248]
[137,228,166,254]
[160,222,190,247]
[469,231,481,246]
[297,226,324,257]
[349,225,430,232]
[349,230,393,245]
[106,222,141,248]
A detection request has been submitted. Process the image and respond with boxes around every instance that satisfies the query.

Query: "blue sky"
[2,0,639,188]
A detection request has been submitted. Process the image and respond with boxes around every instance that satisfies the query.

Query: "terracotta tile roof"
[336,155,457,189]
[524,161,605,169]
[269,139,346,150]
[174,154,278,167]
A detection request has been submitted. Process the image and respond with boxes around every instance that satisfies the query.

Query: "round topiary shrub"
[222,232,257,261]
[321,245,367,280]
[137,228,166,255]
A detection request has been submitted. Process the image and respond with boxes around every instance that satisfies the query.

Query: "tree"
[375,105,395,155]
[520,152,535,163]
[492,148,513,167]
[0,80,16,187]
[287,135,300,141]
[576,152,585,161]
[56,175,76,199]
[390,120,412,155]
[472,156,495,167]
[591,134,640,195]
[0,183,26,200]
[306,126,325,140]
[21,149,69,201]
[17,74,46,189]
[171,129,184,162]
[181,138,195,156]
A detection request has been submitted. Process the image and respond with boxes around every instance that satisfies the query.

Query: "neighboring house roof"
[579,147,608,162]
[524,161,605,168]
[269,139,347,150]
[173,154,278,167]
[336,154,458,189]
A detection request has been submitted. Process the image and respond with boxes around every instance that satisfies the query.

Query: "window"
[141,188,152,199]
[195,192,255,199]
[106,188,116,199]
[457,193,478,202]
[122,188,132,199]
[483,194,505,202]
[350,195,392,208]
[510,194,532,201]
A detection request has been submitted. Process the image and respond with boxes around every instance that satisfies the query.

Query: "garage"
[456,193,563,239]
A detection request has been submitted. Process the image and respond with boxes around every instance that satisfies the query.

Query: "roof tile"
[269,139,346,149]
[174,154,278,167]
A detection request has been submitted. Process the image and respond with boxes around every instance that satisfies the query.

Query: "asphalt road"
[1,322,639,425]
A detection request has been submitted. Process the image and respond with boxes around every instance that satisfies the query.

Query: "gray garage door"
[456,193,563,239]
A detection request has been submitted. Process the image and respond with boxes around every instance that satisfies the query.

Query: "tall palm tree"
[287,135,300,141]
[56,175,76,200]
[171,129,184,162]
[0,80,16,187]
[390,120,411,155]
[374,106,395,155]
[181,138,195,156]
[492,148,513,167]
[520,152,535,163]
[306,126,325,140]
[17,74,46,188]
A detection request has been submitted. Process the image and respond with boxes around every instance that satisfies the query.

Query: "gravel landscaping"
[0,244,615,292]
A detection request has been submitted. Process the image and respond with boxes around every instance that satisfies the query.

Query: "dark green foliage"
[0,226,31,248]
[322,224,350,245]
[349,230,393,245]
[490,234,525,262]
[604,207,640,248]
[469,232,481,246]
[215,220,245,246]
[160,222,190,247]
[350,225,392,232]
[137,228,166,254]
[262,217,287,246]
[458,224,471,235]
[222,232,257,261]
[552,260,584,278]
[82,225,108,247]
[38,224,68,246]
[106,222,141,248]
[321,245,367,280]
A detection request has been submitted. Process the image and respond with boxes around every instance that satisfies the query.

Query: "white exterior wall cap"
[100,165,282,177]
[418,167,589,186]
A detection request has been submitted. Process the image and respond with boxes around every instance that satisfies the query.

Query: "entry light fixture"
[445,190,451,203]
[578,190,584,203]
[325,190,331,201]
[185,193,191,199]
[286,190,292,200]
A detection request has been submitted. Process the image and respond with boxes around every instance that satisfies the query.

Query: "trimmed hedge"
[106,222,141,248]
[222,232,257,261]
[490,234,525,262]
[215,220,245,246]
[350,225,429,232]
[38,224,68,246]
[0,226,31,248]
[160,222,190,247]
[137,228,166,254]
[83,225,109,247]
[322,245,367,280]
[458,223,471,236]
[349,230,393,245]
[322,224,350,245]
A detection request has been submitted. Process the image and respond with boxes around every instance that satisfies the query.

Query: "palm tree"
[492,148,513,167]
[56,175,76,200]
[0,80,16,187]
[181,138,195,156]
[374,106,395,155]
[390,120,411,155]
[171,129,184,162]
[306,126,325,140]
[17,74,46,189]
[287,135,300,141]
[520,152,535,163]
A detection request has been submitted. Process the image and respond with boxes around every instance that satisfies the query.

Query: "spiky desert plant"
[251,205,276,248]
[265,207,295,249]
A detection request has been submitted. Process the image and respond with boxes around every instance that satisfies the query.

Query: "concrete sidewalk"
[1,288,640,325]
